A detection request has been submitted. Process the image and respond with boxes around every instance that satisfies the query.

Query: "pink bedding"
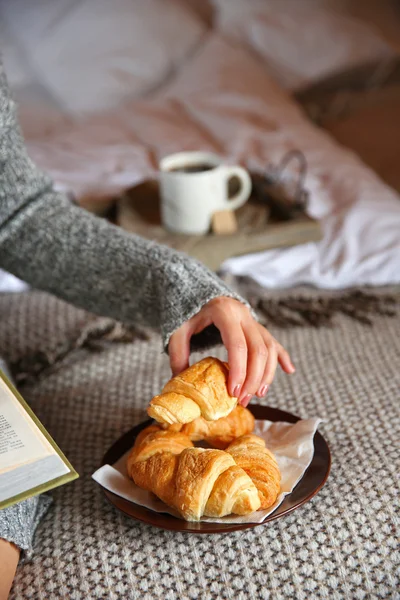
[1,0,399,289]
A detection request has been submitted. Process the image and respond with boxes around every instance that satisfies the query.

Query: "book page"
[0,454,70,503]
[0,376,54,474]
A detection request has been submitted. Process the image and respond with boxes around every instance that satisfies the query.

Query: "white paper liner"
[92,417,321,524]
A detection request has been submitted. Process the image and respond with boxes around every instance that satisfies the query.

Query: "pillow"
[0,15,68,137]
[0,0,206,115]
[0,18,31,91]
[212,0,394,91]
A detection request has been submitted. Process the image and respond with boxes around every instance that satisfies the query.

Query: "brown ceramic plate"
[101,405,331,534]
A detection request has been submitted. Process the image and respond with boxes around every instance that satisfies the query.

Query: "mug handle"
[222,166,252,210]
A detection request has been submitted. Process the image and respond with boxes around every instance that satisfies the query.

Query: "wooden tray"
[116,179,321,271]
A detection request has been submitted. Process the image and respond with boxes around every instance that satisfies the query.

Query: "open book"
[0,368,78,510]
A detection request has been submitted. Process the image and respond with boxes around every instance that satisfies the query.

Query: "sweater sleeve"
[0,61,246,350]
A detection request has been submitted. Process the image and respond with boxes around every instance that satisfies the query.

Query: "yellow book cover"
[0,368,78,510]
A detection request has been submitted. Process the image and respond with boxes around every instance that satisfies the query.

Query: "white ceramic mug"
[159,151,252,235]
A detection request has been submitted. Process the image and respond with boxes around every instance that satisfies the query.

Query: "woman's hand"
[168,297,295,406]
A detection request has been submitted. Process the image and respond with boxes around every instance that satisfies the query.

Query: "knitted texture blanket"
[0,291,398,600]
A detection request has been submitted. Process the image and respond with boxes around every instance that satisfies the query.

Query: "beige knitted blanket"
[0,290,398,600]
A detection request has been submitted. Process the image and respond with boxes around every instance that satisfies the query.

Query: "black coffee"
[169,163,215,174]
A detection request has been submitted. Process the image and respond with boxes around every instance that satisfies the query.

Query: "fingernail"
[258,384,269,397]
[289,364,296,373]
[241,393,252,406]
[233,384,242,398]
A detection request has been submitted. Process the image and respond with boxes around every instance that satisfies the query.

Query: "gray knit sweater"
[0,59,243,350]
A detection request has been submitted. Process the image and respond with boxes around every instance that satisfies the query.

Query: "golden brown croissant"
[226,434,281,509]
[163,405,255,449]
[147,357,237,425]
[127,427,261,521]
[129,426,193,463]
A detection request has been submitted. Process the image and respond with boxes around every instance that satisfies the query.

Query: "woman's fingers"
[210,307,248,398]
[238,323,268,405]
[238,325,293,403]
[168,323,191,376]
[277,342,296,374]
[257,328,279,395]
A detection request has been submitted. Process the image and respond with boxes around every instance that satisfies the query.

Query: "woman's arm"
[0,61,244,348]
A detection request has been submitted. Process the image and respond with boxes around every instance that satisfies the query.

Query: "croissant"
[226,434,281,509]
[130,426,193,463]
[147,357,237,425]
[163,405,255,449]
[127,427,261,521]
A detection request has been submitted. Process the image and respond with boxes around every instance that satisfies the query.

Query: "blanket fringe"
[249,290,398,329]
[11,317,148,386]
[9,290,399,384]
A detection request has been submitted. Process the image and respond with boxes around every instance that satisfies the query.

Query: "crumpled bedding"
[1,0,400,290]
